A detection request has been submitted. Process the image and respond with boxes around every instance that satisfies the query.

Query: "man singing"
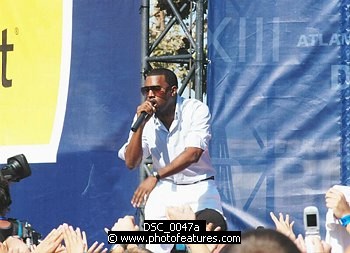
[118,68,223,253]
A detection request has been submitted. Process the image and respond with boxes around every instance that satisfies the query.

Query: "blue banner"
[207,0,341,237]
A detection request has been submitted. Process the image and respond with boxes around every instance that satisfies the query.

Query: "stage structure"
[138,0,207,228]
[140,0,206,100]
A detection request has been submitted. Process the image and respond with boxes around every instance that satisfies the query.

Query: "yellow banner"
[0,0,72,163]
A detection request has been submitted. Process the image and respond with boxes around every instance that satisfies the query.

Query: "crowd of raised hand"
[266,184,350,253]
[0,223,108,253]
[2,184,350,253]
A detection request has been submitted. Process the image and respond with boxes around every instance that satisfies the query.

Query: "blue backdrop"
[208,0,343,237]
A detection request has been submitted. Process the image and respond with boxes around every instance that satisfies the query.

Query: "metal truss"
[137,0,207,234]
[140,0,207,101]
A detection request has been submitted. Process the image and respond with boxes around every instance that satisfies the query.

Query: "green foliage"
[149,0,207,94]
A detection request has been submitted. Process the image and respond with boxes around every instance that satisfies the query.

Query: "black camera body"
[0,154,40,245]
[0,218,41,245]
[0,154,31,183]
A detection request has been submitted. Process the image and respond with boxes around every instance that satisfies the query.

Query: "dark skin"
[124,74,204,207]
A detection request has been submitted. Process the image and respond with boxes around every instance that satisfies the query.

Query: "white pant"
[145,179,223,253]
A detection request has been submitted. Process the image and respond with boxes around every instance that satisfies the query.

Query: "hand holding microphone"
[131,100,157,132]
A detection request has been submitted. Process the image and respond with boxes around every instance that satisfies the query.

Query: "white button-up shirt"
[118,96,216,184]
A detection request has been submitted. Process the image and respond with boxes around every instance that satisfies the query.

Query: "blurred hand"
[109,216,139,232]
[166,205,195,220]
[86,241,107,253]
[294,234,307,253]
[270,212,296,241]
[295,234,331,253]
[62,224,84,253]
[325,187,350,219]
[0,242,8,253]
[32,225,64,253]
[4,236,30,253]
[206,222,221,232]
[300,235,331,253]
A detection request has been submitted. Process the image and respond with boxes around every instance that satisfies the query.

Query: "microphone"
[131,100,156,132]
[131,112,148,132]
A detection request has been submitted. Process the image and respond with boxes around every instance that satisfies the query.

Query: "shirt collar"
[153,95,183,130]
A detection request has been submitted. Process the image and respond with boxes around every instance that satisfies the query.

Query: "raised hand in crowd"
[0,242,7,253]
[62,224,85,253]
[270,212,296,241]
[205,224,225,253]
[8,249,21,253]
[166,204,195,221]
[82,230,107,253]
[84,241,107,253]
[325,186,350,220]
[61,224,107,253]
[3,236,30,253]
[110,216,140,232]
[294,234,306,253]
[294,234,331,253]
[107,215,141,253]
[206,223,221,232]
[30,225,64,253]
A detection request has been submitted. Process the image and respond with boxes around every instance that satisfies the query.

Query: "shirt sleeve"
[184,101,212,150]
[118,114,151,161]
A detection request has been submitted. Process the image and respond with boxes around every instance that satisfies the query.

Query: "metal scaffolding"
[140,0,206,100]
[138,0,207,230]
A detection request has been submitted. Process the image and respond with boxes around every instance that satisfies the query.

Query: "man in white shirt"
[118,68,223,253]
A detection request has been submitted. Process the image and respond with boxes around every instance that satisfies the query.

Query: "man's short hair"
[125,247,153,253]
[146,68,178,88]
[220,229,301,253]
[0,179,11,216]
[195,208,227,231]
